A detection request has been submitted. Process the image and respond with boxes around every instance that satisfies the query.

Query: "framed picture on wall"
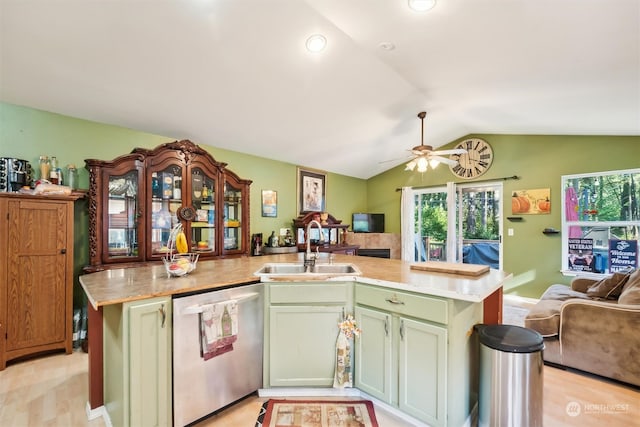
[297,167,326,213]
[261,190,277,217]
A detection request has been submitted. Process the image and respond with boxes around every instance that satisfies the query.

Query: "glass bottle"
[151,172,161,198]
[202,184,209,201]
[66,164,78,190]
[39,156,50,181]
[173,176,182,199]
[56,160,63,185]
[49,156,59,184]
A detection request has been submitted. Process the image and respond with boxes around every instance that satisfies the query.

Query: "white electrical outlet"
[508,228,514,236]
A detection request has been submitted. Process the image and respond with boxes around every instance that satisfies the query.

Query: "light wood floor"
[0,350,637,426]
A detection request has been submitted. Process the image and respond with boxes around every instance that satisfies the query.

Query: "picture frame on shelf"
[261,190,278,217]
[297,167,326,213]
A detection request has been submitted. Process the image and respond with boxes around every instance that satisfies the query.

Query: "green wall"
[368,135,640,298]
[0,102,367,306]
[3,101,639,300]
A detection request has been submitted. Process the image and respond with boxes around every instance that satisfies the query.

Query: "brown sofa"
[524,269,640,387]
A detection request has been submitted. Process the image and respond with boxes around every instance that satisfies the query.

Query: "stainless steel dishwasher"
[172,283,264,426]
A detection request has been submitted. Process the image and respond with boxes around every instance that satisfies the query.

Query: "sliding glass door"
[456,183,502,269]
[414,187,450,262]
[409,182,502,269]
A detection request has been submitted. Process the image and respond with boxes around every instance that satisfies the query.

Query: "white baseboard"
[504,294,539,305]
[85,402,112,427]
[258,387,360,398]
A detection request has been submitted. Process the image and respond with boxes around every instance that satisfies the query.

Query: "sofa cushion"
[571,277,598,293]
[619,270,640,305]
[621,269,640,293]
[585,271,630,300]
[541,284,591,302]
[524,299,563,337]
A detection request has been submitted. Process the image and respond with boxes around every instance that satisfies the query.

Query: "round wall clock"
[449,138,494,179]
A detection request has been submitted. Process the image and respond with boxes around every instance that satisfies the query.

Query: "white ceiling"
[1,0,638,179]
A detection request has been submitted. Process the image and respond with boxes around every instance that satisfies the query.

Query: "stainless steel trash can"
[477,324,544,427]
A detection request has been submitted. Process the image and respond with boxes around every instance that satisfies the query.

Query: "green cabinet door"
[398,316,447,426]
[354,305,392,403]
[269,305,344,387]
[127,297,172,427]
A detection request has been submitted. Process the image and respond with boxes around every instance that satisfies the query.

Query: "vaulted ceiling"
[1,0,638,179]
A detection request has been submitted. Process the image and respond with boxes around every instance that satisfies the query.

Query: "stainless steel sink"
[254,262,361,278]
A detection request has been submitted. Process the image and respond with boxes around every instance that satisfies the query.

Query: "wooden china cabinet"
[293,211,359,255]
[85,139,251,272]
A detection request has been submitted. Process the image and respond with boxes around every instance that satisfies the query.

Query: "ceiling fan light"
[409,0,436,12]
[405,160,417,171]
[429,158,440,169]
[416,156,428,172]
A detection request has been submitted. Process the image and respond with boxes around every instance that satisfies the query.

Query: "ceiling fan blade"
[430,148,466,156]
[428,155,458,167]
[379,155,413,164]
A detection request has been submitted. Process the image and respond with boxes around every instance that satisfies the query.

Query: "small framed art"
[261,190,277,217]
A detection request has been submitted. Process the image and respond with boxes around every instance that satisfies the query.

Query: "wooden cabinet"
[85,140,251,272]
[354,284,451,426]
[264,282,353,387]
[292,211,359,255]
[103,296,172,427]
[0,193,79,370]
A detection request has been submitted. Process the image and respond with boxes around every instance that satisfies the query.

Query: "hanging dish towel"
[333,330,353,388]
[199,300,238,360]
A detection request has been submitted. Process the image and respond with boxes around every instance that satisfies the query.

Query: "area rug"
[255,399,379,427]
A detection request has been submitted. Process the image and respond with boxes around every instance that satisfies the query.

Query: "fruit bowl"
[163,253,199,277]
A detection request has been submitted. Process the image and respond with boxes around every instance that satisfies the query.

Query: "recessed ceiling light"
[408,0,436,12]
[306,34,327,53]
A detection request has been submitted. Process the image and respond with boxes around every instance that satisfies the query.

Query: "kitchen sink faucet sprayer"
[304,220,323,271]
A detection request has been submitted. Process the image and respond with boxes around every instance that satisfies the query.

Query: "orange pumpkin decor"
[512,193,531,214]
[538,198,551,213]
[511,188,551,214]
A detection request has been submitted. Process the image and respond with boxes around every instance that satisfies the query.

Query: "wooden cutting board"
[410,261,489,277]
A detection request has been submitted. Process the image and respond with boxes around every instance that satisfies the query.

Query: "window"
[562,168,640,275]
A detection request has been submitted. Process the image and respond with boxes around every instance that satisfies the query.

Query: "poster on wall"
[609,239,638,272]
[568,238,595,272]
[511,188,551,215]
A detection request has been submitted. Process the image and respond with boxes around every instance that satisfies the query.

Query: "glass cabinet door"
[223,181,243,253]
[106,171,140,260]
[190,168,216,254]
[149,165,183,257]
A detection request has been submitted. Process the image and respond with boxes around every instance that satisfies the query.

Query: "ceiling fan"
[403,111,466,172]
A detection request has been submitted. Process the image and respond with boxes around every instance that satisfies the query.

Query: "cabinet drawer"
[270,282,351,304]
[355,284,448,324]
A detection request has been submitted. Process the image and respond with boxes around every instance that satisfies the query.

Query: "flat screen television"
[352,213,385,233]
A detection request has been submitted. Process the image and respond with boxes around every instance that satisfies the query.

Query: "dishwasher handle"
[180,292,259,315]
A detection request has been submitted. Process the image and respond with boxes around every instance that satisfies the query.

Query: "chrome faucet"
[304,220,323,271]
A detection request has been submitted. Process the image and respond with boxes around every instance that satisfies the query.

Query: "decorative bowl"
[163,253,199,277]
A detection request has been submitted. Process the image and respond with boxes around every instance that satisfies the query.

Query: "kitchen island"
[80,253,510,426]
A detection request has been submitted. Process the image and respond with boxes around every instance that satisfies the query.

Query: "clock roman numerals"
[449,138,494,180]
